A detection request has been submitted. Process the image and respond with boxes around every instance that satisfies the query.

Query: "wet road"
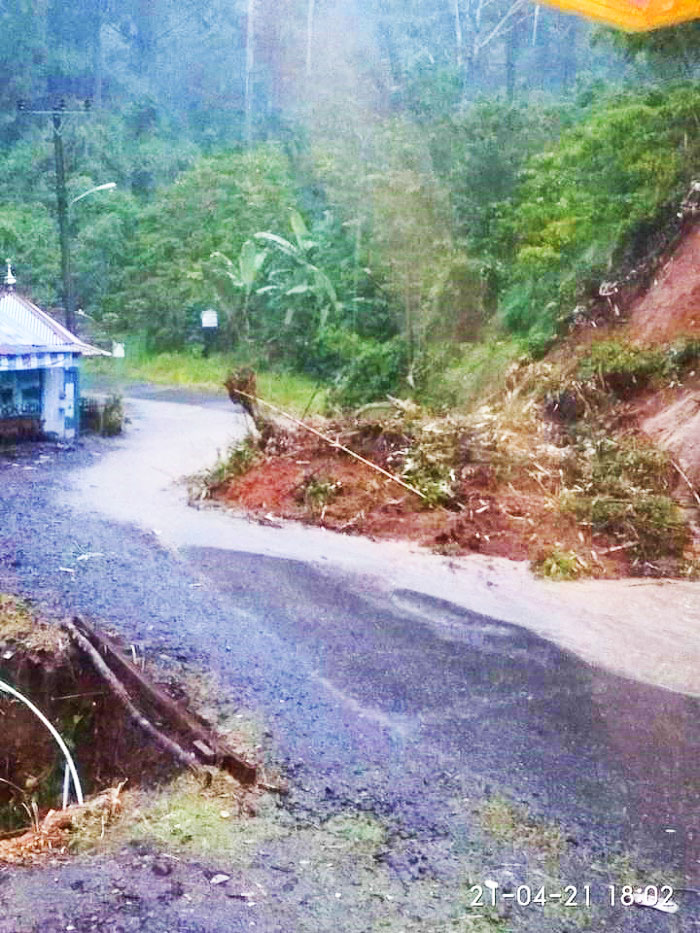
[0,390,698,931]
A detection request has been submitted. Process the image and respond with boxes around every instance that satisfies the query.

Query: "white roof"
[0,289,106,357]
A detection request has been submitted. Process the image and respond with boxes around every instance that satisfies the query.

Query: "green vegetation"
[295,475,343,516]
[85,352,326,416]
[533,549,586,581]
[578,340,670,395]
[1,0,699,417]
[122,773,281,859]
[87,79,700,408]
[561,436,689,563]
[190,436,260,502]
[479,795,567,863]
[500,83,700,341]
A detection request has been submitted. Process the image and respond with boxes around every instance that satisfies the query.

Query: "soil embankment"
[622,225,700,491]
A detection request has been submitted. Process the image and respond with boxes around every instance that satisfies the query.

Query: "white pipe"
[0,678,84,806]
[62,763,70,810]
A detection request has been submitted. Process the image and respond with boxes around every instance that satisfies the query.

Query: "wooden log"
[68,617,257,785]
[64,619,201,774]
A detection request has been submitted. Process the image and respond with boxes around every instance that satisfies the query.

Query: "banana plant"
[210,239,268,340]
[254,209,340,329]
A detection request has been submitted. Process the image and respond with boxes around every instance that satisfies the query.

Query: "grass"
[84,351,327,417]
[479,795,566,864]
[189,436,260,501]
[70,771,280,858]
[561,435,689,563]
[122,773,278,858]
[323,812,386,848]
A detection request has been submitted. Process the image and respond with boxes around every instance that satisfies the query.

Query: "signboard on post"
[201,309,218,329]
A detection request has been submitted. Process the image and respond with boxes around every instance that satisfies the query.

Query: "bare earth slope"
[627,223,700,488]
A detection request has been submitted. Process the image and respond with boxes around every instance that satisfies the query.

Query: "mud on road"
[0,396,698,931]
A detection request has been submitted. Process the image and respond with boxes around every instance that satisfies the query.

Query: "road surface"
[0,389,698,931]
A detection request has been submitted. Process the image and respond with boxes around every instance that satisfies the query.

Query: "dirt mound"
[211,413,629,575]
[0,598,258,861]
[627,224,700,343]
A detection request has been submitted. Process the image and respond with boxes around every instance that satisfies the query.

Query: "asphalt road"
[0,391,698,932]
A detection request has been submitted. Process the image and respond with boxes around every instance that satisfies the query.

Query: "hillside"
[626,223,700,505]
[196,215,700,581]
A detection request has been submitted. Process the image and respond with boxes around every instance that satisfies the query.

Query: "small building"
[0,263,106,441]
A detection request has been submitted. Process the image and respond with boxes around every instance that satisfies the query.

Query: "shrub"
[325,336,409,411]
[561,436,688,561]
[533,549,584,580]
[101,395,125,437]
[578,341,669,396]
[500,83,700,338]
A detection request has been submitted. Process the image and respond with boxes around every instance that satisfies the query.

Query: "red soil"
[216,428,621,575]
[213,226,700,575]
[627,224,700,343]
[622,223,700,487]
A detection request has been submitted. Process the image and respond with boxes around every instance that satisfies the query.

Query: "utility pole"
[17,99,91,333]
[53,111,73,332]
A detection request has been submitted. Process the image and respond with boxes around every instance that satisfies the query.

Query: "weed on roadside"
[92,771,279,859]
[479,796,566,865]
[296,474,343,517]
[532,549,586,580]
[323,812,386,849]
[188,436,260,500]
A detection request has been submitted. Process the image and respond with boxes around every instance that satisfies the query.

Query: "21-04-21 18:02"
[467,882,677,910]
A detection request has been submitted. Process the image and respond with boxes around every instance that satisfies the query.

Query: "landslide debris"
[193,217,700,580]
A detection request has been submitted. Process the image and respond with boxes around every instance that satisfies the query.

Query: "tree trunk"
[562,17,578,88]
[452,0,463,71]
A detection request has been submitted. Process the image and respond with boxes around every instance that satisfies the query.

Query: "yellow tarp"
[539,0,700,31]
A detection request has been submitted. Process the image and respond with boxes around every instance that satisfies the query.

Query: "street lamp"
[59,180,117,334]
[69,182,117,207]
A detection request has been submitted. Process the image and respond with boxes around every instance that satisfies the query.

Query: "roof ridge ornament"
[4,259,16,288]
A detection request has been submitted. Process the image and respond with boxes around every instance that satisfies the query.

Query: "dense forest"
[3,1,700,408]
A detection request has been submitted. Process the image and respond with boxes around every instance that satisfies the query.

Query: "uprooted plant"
[560,434,689,568]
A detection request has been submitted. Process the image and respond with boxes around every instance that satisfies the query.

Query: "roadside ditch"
[0,595,259,862]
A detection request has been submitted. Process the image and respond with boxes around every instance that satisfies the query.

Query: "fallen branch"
[227,385,429,502]
[599,541,637,555]
[69,617,257,785]
[671,458,700,508]
[64,619,201,775]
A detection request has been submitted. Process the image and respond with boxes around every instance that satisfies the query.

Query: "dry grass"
[0,785,125,865]
[0,595,64,654]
